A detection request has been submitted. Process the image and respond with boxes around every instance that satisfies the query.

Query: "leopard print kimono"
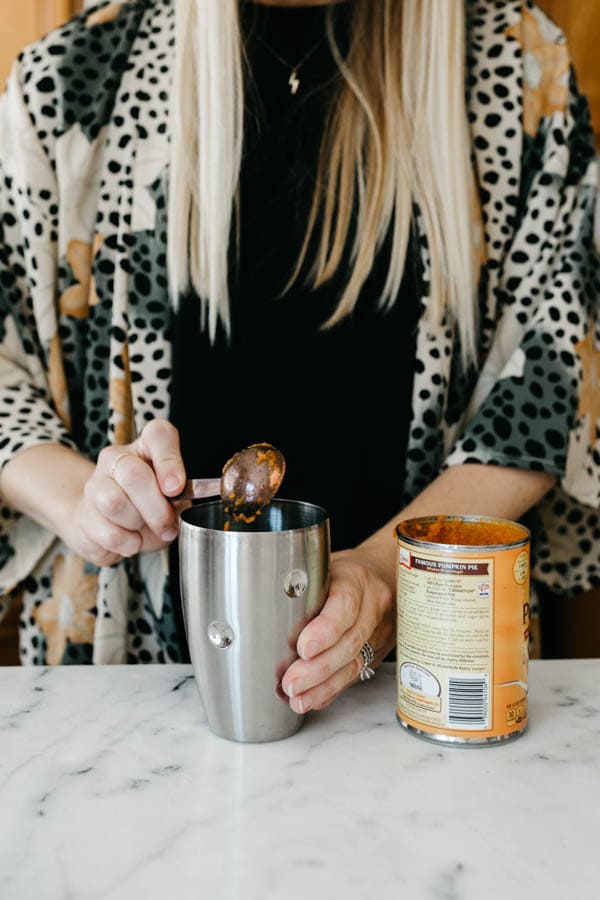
[0,0,598,664]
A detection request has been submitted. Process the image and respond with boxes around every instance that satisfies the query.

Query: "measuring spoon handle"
[174,478,221,501]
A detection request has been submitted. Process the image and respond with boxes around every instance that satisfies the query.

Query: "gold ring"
[109,451,131,480]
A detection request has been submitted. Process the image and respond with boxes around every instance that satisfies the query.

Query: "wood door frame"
[38,0,74,34]
[1,1,83,89]
[38,1,81,35]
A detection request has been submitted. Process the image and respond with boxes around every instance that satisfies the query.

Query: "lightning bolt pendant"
[288,70,300,95]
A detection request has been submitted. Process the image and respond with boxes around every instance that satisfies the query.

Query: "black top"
[170,2,422,552]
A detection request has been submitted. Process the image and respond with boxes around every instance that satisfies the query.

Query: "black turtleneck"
[170,2,422,552]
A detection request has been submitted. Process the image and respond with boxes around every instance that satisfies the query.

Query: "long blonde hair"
[168,0,477,361]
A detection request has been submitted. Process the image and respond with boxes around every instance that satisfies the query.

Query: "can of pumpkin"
[395,515,530,745]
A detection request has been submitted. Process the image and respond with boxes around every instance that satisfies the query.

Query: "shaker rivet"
[284,569,308,598]
[208,621,235,649]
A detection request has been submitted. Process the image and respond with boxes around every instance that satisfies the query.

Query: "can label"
[396,517,529,743]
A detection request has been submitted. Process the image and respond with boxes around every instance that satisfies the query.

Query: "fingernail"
[162,527,178,542]
[297,696,312,714]
[164,475,181,493]
[301,641,321,660]
[286,679,306,699]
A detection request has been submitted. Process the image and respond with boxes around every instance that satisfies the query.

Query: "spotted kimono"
[0,0,598,665]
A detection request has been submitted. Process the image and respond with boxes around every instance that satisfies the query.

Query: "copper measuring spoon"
[176,443,286,522]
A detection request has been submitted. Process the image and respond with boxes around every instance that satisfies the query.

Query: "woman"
[0,0,597,715]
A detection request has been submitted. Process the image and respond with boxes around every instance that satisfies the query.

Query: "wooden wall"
[0,1,82,87]
[539,0,600,147]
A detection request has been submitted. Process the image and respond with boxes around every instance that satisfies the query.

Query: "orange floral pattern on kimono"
[575,323,600,445]
[109,343,134,446]
[48,333,71,430]
[506,7,569,137]
[58,235,103,320]
[33,554,98,665]
[87,3,124,28]
[471,175,487,277]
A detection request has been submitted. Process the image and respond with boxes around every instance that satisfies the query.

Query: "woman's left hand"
[281,547,396,714]
[280,462,559,714]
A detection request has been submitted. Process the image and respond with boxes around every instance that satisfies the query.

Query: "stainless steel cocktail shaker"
[179,499,330,742]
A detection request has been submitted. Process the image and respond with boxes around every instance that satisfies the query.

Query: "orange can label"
[396,516,529,743]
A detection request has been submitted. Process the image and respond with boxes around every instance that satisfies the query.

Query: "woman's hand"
[281,546,396,714]
[64,419,187,567]
[279,463,558,715]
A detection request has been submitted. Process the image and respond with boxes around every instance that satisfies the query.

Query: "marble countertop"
[1,660,599,900]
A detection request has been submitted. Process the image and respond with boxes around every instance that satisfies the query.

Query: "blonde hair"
[168,0,477,361]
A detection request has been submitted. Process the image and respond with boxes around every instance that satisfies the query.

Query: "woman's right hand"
[65,419,187,567]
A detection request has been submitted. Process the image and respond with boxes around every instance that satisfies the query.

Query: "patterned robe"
[0,0,598,664]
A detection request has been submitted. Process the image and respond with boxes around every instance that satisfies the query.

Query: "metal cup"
[179,499,330,742]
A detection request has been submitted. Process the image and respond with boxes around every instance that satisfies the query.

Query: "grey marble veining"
[1,660,599,900]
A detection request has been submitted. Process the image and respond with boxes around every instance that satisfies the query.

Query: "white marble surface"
[1,660,599,900]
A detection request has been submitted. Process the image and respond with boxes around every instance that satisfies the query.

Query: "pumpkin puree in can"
[395,515,530,745]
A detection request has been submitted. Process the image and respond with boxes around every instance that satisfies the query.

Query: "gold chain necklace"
[257,33,326,95]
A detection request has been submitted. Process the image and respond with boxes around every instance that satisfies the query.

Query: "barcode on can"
[447,674,489,729]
